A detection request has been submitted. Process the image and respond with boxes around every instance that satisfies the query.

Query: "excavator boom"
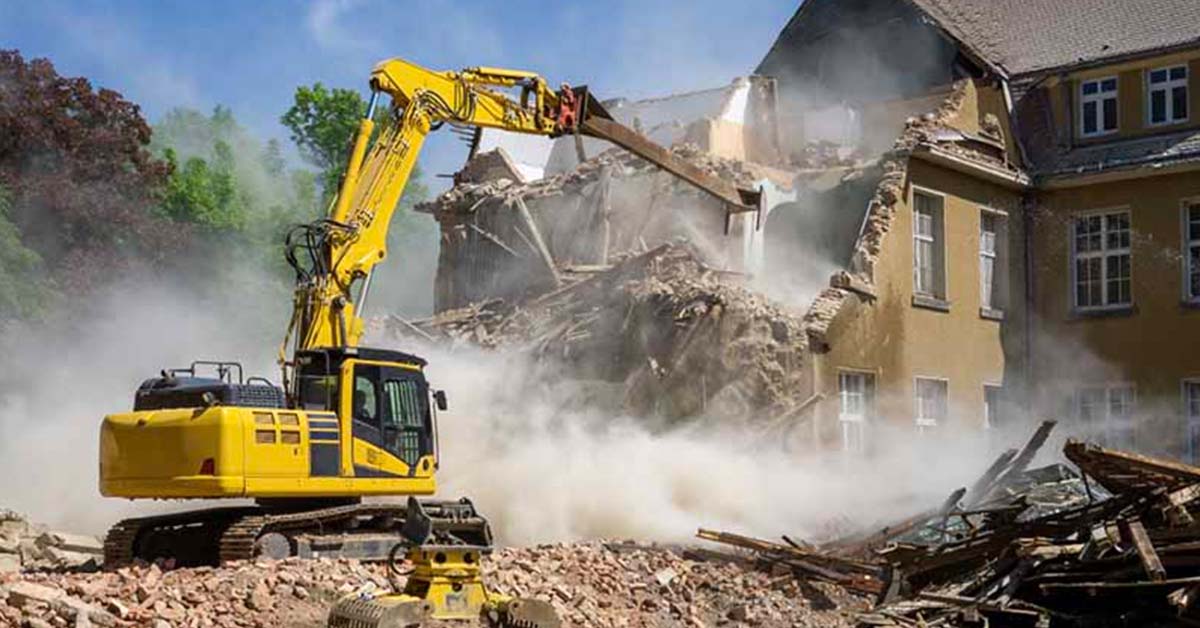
[285,57,761,360]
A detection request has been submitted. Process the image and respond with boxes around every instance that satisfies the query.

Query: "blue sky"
[0,0,797,184]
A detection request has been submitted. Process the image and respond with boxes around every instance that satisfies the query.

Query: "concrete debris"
[379,241,814,421]
[0,510,103,572]
[0,541,870,628]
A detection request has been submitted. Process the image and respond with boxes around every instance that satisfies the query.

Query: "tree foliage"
[0,49,188,292]
[281,83,367,195]
[0,185,55,321]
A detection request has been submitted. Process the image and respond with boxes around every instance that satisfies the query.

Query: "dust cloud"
[0,278,282,534]
[401,339,1000,547]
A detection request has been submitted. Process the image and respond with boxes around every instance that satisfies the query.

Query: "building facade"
[759,0,1200,456]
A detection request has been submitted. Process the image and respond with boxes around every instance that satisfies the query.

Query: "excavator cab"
[292,346,440,479]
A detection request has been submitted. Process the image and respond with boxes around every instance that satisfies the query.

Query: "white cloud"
[306,0,378,53]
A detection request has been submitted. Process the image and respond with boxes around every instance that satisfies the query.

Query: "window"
[1073,211,1131,310]
[1185,380,1200,462]
[1080,77,1118,137]
[984,385,1004,429]
[838,372,874,453]
[382,378,427,465]
[915,378,948,432]
[1077,385,1136,449]
[299,375,337,411]
[1186,203,1200,303]
[913,191,946,299]
[352,375,378,425]
[979,211,1008,312]
[1148,65,1188,125]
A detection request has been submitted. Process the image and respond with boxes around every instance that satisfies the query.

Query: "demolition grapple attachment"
[326,499,560,628]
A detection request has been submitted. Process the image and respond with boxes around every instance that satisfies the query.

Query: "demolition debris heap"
[698,422,1200,627]
[0,535,867,628]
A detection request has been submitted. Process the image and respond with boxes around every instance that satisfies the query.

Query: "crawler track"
[104,499,490,567]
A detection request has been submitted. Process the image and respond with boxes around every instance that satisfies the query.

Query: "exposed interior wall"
[426,150,775,312]
[1030,170,1200,456]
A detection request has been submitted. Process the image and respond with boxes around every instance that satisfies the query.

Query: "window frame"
[1184,199,1200,304]
[911,186,948,300]
[1186,379,1200,462]
[1070,208,1133,312]
[983,384,1003,430]
[914,376,949,431]
[1076,383,1137,449]
[1146,65,1189,127]
[1079,76,1119,138]
[837,370,875,453]
[979,207,1008,312]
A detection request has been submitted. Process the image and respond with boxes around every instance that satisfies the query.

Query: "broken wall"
[801,80,1031,451]
[423,146,771,312]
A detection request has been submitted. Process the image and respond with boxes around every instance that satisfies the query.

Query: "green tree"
[280,82,436,315]
[281,83,367,196]
[160,144,246,231]
[0,185,56,320]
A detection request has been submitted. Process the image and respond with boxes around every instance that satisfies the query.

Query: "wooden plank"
[510,197,561,287]
[1039,574,1200,592]
[1125,518,1167,582]
[1168,484,1200,508]
[964,448,1018,506]
[988,420,1056,490]
[1065,440,1200,492]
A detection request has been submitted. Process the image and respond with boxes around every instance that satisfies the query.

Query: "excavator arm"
[284,57,761,361]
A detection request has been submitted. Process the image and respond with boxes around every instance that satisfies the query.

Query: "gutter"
[1039,155,1200,189]
[911,144,1032,190]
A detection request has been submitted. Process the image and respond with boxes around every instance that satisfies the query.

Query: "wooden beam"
[1125,518,1168,582]
[510,197,561,287]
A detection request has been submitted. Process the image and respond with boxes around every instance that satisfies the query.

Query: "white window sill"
[1147,117,1189,128]
[1079,129,1119,139]
[915,419,938,428]
[1183,299,1200,311]
[980,307,1005,321]
[912,294,951,312]
[1071,304,1136,320]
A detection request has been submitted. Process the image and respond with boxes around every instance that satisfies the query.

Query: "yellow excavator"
[98,57,761,627]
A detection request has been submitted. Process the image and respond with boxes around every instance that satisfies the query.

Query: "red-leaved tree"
[0,49,190,294]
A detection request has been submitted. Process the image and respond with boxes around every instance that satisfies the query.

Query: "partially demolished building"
[402,0,1200,458]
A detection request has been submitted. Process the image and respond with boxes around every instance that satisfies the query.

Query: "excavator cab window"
[299,374,338,411]
[381,378,426,465]
[349,363,432,469]
[353,375,377,423]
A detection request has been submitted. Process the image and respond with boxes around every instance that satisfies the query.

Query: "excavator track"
[105,499,490,567]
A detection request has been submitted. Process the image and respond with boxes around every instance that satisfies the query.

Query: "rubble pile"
[381,241,813,420]
[0,510,103,573]
[488,541,867,628]
[0,541,869,628]
[700,422,1200,627]
[0,558,346,628]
